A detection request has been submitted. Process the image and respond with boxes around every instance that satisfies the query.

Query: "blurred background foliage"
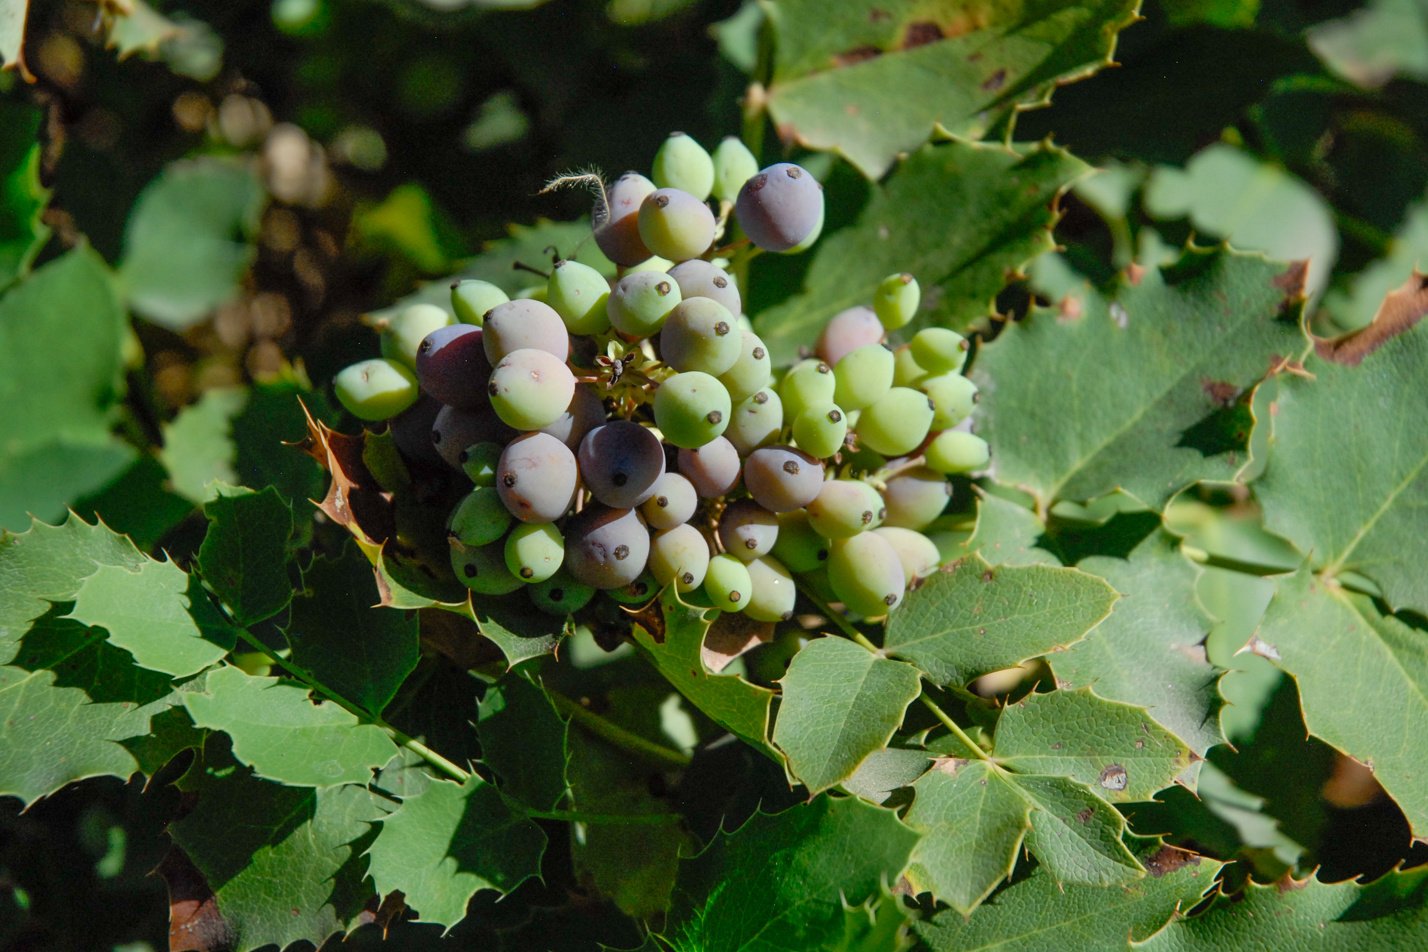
[2,0,1428,948]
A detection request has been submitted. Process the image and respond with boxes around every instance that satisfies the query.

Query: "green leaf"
[365,774,546,930]
[762,0,1138,178]
[1253,568,1428,837]
[1161,0,1259,28]
[0,0,27,73]
[1139,867,1428,950]
[0,663,142,806]
[1144,145,1338,301]
[566,729,689,920]
[1254,297,1428,617]
[665,797,919,951]
[169,759,382,951]
[883,556,1118,687]
[1308,0,1428,90]
[0,248,133,531]
[1014,773,1143,884]
[477,671,569,811]
[0,514,146,651]
[631,597,777,756]
[904,762,1031,914]
[0,100,49,289]
[912,842,1224,950]
[476,600,567,667]
[118,158,263,329]
[286,545,419,716]
[994,689,1193,802]
[197,485,295,626]
[181,665,397,787]
[843,747,933,805]
[158,379,327,509]
[66,558,235,678]
[1050,521,1224,757]
[974,246,1309,509]
[905,761,1142,913]
[754,141,1087,363]
[772,636,922,794]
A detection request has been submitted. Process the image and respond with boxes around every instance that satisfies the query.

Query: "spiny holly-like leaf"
[631,595,776,756]
[196,485,294,626]
[905,760,1142,914]
[118,158,263,329]
[0,514,147,651]
[664,796,919,952]
[883,555,1118,687]
[181,665,397,787]
[1139,867,1428,950]
[762,0,1138,178]
[477,671,569,811]
[974,246,1310,510]
[475,599,567,667]
[994,689,1193,802]
[0,663,144,806]
[160,380,327,509]
[1015,773,1143,884]
[772,636,922,794]
[0,248,134,531]
[1254,273,1428,617]
[286,545,419,716]
[103,0,181,59]
[1253,568,1428,838]
[0,100,48,289]
[365,774,546,930]
[754,140,1087,363]
[66,558,235,678]
[169,757,382,952]
[912,843,1223,950]
[1308,0,1428,89]
[1032,509,1224,758]
[904,761,1031,915]
[0,516,200,802]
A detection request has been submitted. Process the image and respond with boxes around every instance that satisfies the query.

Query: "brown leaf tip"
[1273,260,1310,302]
[1316,270,1428,367]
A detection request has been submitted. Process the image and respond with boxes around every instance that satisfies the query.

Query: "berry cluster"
[332,132,989,622]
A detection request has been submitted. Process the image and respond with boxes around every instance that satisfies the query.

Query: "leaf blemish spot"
[1099,764,1128,791]
[1075,807,1094,823]
[981,69,1007,93]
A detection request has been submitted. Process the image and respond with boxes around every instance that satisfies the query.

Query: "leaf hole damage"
[1098,764,1128,791]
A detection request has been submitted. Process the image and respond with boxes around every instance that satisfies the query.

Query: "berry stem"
[547,691,693,768]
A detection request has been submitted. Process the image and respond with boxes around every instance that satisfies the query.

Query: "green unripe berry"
[921,372,979,429]
[461,441,504,486]
[380,303,452,368]
[333,358,420,420]
[925,430,990,474]
[778,358,836,424]
[451,539,524,596]
[528,569,594,615]
[873,273,920,330]
[744,556,796,622]
[505,522,565,583]
[704,553,753,612]
[547,260,611,336]
[711,137,759,204]
[791,403,848,460]
[451,279,508,325]
[828,533,905,617]
[910,327,968,374]
[856,387,935,457]
[654,372,731,449]
[448,486,513,547]
[652,133,715,202]
[833,344,894,412]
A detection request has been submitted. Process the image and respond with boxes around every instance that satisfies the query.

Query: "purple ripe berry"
[734,163,824,253]
[416,324,491,409]
[594,172,656,267]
